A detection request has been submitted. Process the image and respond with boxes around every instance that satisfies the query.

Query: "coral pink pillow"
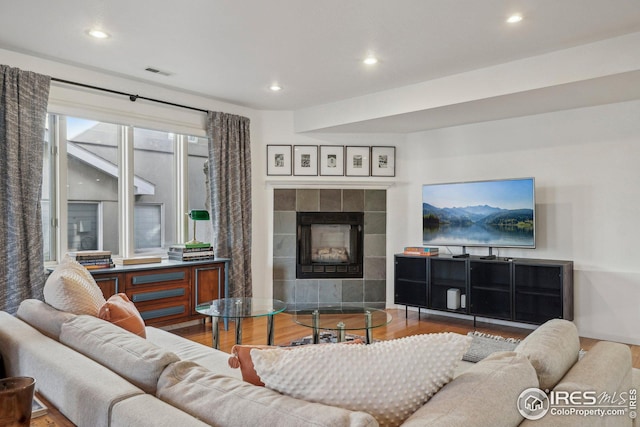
[228,345,275,386]
[98,293,146,338]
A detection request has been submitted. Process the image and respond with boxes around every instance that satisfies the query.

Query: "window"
[68,202,100,251]
[41,115,55,262]
[134,204,163,250]
[187,136,213,243]
[65,116,120,255]
[133,127,175,254]
[42,113,210,263]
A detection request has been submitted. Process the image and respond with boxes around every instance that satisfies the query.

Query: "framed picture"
[293,145,318,176]
[266,145,292,176]
[319,145,344,176]
[371,146,396,177]
[345,146,370,176]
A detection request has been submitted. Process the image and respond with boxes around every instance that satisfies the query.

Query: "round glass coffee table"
[196,297,286,349]
[292,305,391,344]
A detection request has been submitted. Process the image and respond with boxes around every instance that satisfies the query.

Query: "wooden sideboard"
[87,259,229,327]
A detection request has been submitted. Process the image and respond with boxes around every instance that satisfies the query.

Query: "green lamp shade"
[189,210,210,221]
[186,210,210,245]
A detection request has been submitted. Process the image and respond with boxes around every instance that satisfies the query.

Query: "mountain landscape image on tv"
[422,178,535,248]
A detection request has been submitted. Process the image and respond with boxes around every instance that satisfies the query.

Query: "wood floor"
[169,309,640,369]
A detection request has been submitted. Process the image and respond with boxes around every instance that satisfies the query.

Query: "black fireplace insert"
[296,211,364,279]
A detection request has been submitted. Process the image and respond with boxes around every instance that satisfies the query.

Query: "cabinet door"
[394,256,427,307]
[514,264,564,323]
[90,272,123,299]
[193,263,225,312]
[430,258,467,313]
[469,261,511,320]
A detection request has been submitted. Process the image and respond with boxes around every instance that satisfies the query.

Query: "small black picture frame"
[371,146,396,177]
[319,145,344,176]
[345,146,371,177]
[266,145,292,176]
[293,145,318,176]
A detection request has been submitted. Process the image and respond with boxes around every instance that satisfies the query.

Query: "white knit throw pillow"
[43,255,106,315]
[252,333,472,427]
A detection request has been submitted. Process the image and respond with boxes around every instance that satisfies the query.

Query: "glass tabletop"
[292,305,392,331]
[196,297,287,319]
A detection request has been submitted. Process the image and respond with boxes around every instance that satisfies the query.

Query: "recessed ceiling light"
[363,56,378,65]
[506,14,523,24]
[269,84,282,92]
[87,29,110,39]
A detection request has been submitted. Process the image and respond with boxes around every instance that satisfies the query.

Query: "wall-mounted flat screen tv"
[422,178,535,248]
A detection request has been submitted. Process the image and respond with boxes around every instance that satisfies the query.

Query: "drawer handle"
[132,271,185,285]
[140,306,185,320]
[132,288,185,302]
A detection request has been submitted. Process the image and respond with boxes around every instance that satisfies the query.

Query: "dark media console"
[394,254,573,325]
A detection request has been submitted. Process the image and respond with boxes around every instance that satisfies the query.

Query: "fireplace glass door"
[297,212,364,279]
[311,224,352,263]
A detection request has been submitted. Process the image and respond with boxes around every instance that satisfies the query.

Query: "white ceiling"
[2,0,640,131]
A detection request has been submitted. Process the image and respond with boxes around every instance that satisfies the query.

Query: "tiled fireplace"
[273,189,386,310]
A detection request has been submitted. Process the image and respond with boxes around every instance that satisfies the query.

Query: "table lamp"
[186,209,210,244]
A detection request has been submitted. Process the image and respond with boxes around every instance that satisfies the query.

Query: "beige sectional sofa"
[0,299,376,427]
[0,299,636,427]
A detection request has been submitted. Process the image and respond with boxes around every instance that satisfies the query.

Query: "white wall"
[4,48,639,345]
[1,48,266,283]
[0,48,254,137]
[254,102,640,347]
[392,100,640,344]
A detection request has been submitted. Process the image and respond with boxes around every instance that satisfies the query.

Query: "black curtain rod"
[50,77,209,114]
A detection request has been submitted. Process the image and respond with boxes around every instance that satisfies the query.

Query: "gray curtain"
[206,111,252,297]
[0,65,51,314]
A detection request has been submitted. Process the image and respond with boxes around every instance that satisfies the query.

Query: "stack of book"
[68,250,114,269]
[31,394,48,418]
[168,243,214,261]
[403,246,439,256]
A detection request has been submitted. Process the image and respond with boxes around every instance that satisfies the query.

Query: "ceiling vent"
[144,67,172,77]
